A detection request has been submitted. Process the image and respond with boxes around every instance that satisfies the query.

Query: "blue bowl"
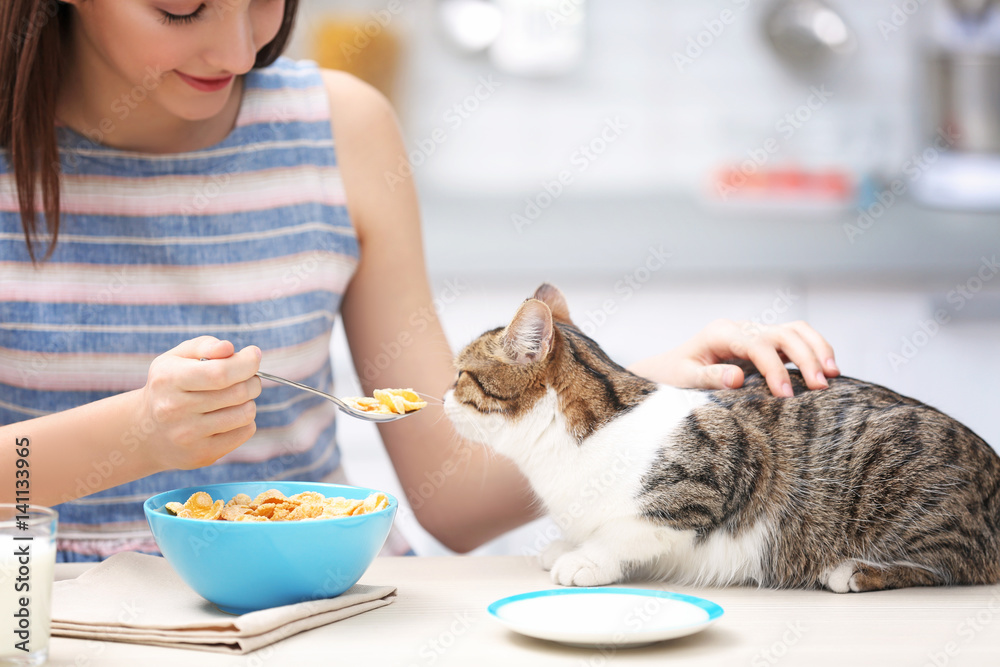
[144,481,397,613]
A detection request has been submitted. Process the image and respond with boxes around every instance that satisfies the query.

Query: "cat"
[443,284,1000,593]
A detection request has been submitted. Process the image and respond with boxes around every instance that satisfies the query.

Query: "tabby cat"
[443,284,1000,592]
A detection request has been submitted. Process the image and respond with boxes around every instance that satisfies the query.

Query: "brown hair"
[0,0,300,262]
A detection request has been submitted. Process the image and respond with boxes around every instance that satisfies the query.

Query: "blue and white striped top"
[0,58,359,561]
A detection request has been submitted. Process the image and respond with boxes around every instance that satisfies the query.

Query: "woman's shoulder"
[317,67,392,114]
[312,68,409,242]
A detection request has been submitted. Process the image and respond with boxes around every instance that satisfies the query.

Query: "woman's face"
[65,0,285,122]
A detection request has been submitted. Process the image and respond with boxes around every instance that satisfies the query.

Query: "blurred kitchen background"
[284,0,1000,556]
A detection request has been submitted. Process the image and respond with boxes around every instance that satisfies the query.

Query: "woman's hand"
[137,336,262,471]
[627,319,839,397]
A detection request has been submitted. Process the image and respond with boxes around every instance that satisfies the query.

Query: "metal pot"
[925,49,1000,154]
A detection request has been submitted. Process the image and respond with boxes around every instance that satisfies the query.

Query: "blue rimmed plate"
[487,587,724,648]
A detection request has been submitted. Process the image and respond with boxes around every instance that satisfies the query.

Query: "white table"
[49,556,1000,666]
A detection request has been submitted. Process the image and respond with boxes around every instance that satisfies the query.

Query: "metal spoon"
[256,371,416,423]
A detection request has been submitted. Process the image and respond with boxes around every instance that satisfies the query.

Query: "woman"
[0,0,839,561]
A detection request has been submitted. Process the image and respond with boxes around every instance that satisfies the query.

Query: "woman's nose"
[203,5,258,75]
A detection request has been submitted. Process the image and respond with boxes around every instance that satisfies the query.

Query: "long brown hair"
[0,0,300,262]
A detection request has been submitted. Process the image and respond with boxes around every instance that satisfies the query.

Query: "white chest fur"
[445,384,771,587]
[521,386,707,540]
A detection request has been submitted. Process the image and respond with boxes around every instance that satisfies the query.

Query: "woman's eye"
[159,4,206,24]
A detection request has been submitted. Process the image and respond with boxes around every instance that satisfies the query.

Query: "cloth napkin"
[52,551,396,654]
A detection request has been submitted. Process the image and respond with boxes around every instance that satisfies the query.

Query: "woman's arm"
[322,71,541,553]
[0,337,261,506]
[322,72,842,551]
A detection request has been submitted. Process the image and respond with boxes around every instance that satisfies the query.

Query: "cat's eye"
[159,3,206,24]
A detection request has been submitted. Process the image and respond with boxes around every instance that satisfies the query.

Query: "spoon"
[255,371,417,423]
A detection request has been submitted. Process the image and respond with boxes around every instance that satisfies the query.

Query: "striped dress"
[0,58,364,561]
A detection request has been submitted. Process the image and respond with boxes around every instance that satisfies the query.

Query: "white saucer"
[487,587,724,648]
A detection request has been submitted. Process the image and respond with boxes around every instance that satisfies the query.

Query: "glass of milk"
[0,506,57,667]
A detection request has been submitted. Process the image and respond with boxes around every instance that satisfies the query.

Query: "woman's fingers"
[186,375,262,415]
[182,423,259,470]
[765,327,829,392]
[204,399,258,437]
[170,335,235,362]
[788,320,839,376]
[627,318,839,398]
[709,321,834,396]
[177,345,261,392]
[140,338,264,471]
[687,363,744,391]
[743,342,793,397]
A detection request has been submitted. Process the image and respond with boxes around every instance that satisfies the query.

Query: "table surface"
[50,555,1000,667]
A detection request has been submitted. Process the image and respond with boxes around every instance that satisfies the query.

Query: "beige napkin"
[52,551,396,654]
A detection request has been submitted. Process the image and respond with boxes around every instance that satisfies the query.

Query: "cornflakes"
[163,489,390,522]
[226,493,252,507]
[165,491,224,521]
[343,388,427,415]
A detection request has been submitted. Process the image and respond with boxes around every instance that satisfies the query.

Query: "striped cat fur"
[443,284,1000,592]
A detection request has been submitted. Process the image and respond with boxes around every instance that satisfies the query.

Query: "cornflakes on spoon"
[343,388,427,415]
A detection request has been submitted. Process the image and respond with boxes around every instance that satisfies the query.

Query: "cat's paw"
[822,561,857,594]
[539,540,574,571]
[550,551,621,587]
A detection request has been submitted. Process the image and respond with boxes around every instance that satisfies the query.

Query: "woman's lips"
[175,71,234,93]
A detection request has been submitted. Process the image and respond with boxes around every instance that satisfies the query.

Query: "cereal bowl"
[144,481,397,613]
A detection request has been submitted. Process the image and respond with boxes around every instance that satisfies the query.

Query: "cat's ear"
[501,299,554,365]
[532,283,573,325]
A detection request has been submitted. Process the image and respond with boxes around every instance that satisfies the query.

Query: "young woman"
[0,0,840,561]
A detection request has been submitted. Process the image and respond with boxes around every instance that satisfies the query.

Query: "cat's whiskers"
[415,391,444,405]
